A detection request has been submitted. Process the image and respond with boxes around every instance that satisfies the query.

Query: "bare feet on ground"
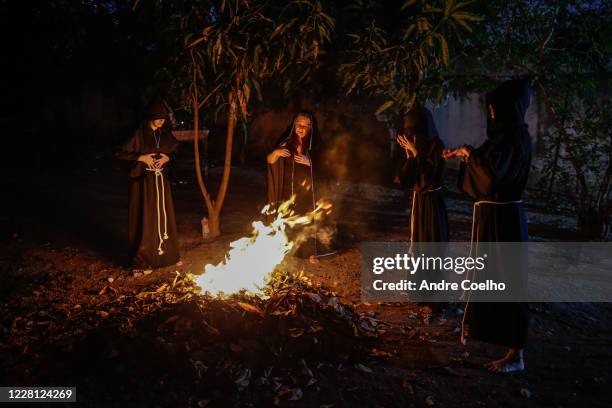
[131,268,153,276]
[484,348,525,373]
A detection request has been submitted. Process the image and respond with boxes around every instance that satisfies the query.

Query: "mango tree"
[159,0,333,237]
[338,0,481,118]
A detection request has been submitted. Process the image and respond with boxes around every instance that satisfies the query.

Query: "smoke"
[293,223,337,247]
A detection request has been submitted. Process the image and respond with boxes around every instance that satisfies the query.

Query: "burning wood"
[195,196,332,297]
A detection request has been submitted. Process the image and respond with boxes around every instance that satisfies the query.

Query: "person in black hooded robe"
[116,100,181,269]
[443,78,533,373]
[395,106,449,243]
[267,111,323,259]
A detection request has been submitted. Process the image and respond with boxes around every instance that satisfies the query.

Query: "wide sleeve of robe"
[116,129,147,179]
[457,140,495,198]
[399,139,445,192]
[458,130,532,200]
[267,157,285,207]
[116,130,142,161]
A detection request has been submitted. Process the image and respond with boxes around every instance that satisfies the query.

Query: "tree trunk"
[213,98,237,218]
[192,93,217,238]
[200,97,237,239]
[204,128,209,179]
[193,106,206,197]
[208,209,221,238]
[239,121,248,166]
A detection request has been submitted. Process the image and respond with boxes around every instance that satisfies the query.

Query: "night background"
[0,0,610,407]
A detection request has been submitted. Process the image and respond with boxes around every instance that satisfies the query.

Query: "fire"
[195,196,332,297]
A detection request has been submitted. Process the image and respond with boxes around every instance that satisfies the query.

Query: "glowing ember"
[195,196,332,297]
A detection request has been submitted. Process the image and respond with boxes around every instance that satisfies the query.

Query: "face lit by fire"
[150,118,166,130]
[294,115,311,140]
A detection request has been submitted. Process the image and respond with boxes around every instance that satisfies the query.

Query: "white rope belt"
[425,186,442,193]
[461,199,523,344]
[146,167,169,255]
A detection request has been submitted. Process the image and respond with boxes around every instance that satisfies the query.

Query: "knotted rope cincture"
[460,199,523,345]
[146,167,169,255]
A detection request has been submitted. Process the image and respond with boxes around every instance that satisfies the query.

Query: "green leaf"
[401,0,417,11]
[188,37,206,48]
[453,17,473,32]
[253,79,262,100]
[451,11,483,22]
[437,34,449,66]
[444,0,455,17]
[375,100,394,116]
[270,23,285,40]
[403,24,417,40]
[455,1,476,11]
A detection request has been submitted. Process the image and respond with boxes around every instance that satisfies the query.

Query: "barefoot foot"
[484,348,525,373]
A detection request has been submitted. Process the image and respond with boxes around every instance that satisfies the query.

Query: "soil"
[1,144,610,407]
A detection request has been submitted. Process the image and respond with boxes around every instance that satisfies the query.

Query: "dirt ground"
[1,144,611,407]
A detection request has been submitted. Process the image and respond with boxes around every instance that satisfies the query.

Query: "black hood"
[486,78,532,128]
[275,110,322,153]
[403,106,440,140]
[144,99,168,121]
[402,106,440,151]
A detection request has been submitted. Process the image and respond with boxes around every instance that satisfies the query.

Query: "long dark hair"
[275,110,321,154]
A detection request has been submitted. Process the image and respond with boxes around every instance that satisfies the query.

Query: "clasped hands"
[138,153,170,169]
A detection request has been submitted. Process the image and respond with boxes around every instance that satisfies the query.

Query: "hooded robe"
[397,107,449,243]
[459,79,533,348]
[116,102,180,268]
[267,112,323,256]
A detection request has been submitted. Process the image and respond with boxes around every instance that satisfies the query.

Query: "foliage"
[338,0,482,118]
[540,93,611,237]
[463,0,611,237]
[143,0,334,236]
[161,0,334,121]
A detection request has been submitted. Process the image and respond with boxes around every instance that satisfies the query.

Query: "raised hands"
[397,134,417,157]
[267,148,291,164]
[294,153,311,167]
[266,148,311,166]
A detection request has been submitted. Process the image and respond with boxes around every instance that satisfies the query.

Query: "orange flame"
[195,196,332,297]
